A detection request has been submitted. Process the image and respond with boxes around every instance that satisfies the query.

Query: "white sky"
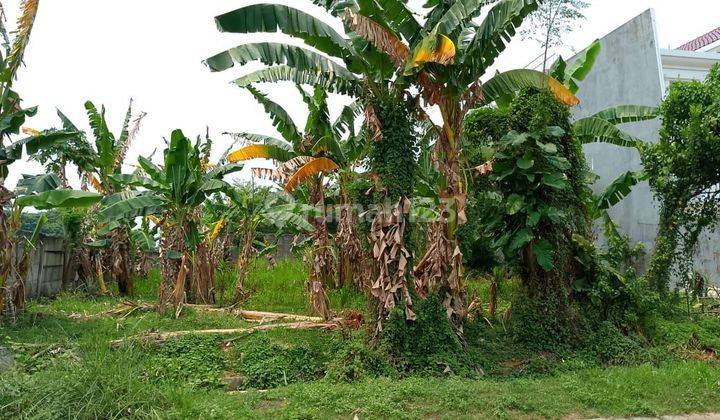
[5,0,719,189]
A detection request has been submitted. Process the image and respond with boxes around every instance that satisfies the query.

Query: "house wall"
[573,9,720,286]
[573,9,664,272]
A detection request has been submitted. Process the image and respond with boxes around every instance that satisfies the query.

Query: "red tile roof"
[677,27,720,51]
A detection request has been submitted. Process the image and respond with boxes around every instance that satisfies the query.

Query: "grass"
[1,258,719,419]
[203,258,367,314]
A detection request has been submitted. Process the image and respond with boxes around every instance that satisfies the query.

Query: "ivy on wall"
[643,65,720,291]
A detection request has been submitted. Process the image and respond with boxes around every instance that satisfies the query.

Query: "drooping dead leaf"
[413,203,466,326]
[344,9,409,68]
[86,172,104,193]
[336,195,362,288]
[114,111,147,172]
[276,156,314,181]
[370,198,416,333]
[461,80,485,114]
[308,280,331,321]
[474,160,494,176]
[364,103,383,142]
[21,127,40,136]
[209,219,225,241]
[251,167,278,181]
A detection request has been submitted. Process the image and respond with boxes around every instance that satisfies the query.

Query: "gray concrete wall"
[573,9,720,285]
[573,9,664,272]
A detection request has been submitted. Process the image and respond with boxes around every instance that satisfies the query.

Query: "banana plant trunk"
[308,176,332,320]
[310,176,335,285]
[158,221,184,315]
[0,203,10,315]
[76,204,101,291]
[12,248,31,312]
[233,221,255,304]
[110,227,134,296]
[337,179,361,289]
[370,197,416,334]
[414,103,467,328]
[192,241,216,305]
[134,251,153,279]
[95,254,109,296]
[184,210,216,305]
[0,186,14,315]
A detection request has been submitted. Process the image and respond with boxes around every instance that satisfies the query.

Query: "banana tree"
[28,110,97,187]
[228,86,367,272]
[342,0,581,325]
[205,0,580,326]
[131,217,158,279]
[220,185,320,305]
[547,41,659,200]
[100,129,243,315]
[27,101,147,296]
[225,85,366,316]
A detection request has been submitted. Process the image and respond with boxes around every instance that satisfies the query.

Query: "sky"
[4,0,719,189]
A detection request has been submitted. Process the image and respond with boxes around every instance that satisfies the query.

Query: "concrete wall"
[574,9,720,285]
[694,228,720,283]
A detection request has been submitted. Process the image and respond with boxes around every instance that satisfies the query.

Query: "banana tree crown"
[205,0,579,115]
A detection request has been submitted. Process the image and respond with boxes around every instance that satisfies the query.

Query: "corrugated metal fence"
[9,233,66,299]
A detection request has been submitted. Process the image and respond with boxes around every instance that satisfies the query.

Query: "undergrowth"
[1,258,719,418]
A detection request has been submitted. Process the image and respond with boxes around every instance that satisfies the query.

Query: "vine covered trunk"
[367,94,418,334]
[646,203,683,293]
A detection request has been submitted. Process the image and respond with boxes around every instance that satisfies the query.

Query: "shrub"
[382,294,472,375]
[584,322,643,366]
[510,289,577,351]
[652,318,720,353]
[325,333,395,382]
[230,331,342,389]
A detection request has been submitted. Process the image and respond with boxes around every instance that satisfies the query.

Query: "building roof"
[677,27,720,51]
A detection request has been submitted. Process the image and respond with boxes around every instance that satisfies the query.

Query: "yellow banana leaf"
[228,144,274,163]
[284,158,339,193]
[409,34,456,69]
[209,219,225,240]
[22,127,40,136]
[548,77,580,107]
